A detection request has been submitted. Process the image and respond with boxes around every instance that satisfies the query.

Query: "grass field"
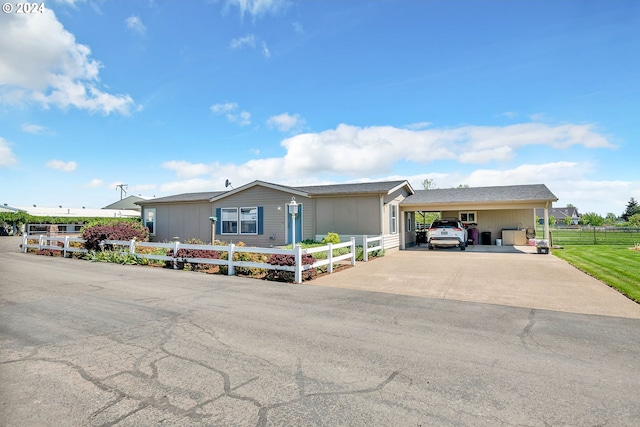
[553,245,640,303]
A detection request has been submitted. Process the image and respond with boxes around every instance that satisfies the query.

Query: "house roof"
[401,184,557,206]
[208,179,413,202]
[535,206,580,218]
[137,192,226,204]
[294,180,412,196]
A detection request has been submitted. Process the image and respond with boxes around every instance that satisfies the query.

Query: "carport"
[398,184,558,250]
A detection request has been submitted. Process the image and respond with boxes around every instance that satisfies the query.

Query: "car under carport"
[398,184,558,250]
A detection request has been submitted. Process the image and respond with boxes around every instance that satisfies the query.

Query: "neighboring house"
[103,195,152,212]
[535,207,580,225]
[2,205,141,235]
[138,180,558,250]
[138,180,413,250]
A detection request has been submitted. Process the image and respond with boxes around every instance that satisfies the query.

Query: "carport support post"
[543,204,550,243]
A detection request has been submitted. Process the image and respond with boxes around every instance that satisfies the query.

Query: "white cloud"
[84,178,104,188]
[262,41,271,58]
[21,123,49,135]
[47,159,77,172]
[222,0,289,19]
[267,112,305,133]
[0,9,135,115]
[125,16,146,35]
[0,138,17,167]
[156,121,621,213]
[210,102,251,126]
[230,34,257,49]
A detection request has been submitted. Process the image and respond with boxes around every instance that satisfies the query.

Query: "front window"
[144,208,156,236]
[390,204,398,234]
[221,208,238,234]
[240,207,258,234]
[460,211,477,224]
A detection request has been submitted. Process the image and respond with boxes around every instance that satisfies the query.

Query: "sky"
[1,0,638,217]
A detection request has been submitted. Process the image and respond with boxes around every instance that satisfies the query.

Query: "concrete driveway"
[314,246,640,319]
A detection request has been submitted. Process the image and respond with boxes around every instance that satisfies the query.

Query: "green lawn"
[553,245,640,303]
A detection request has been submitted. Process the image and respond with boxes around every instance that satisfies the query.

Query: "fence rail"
[21,235,382,283]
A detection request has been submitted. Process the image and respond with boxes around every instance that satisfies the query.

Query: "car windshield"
[431,220,459,228]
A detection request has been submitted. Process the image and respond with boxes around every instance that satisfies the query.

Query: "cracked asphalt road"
[1,249,640,426]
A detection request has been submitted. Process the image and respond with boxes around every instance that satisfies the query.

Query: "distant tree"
[563,215,573,226]
[422,178,436,190]
[622,198,640,221]
[416,211,440,226]
[580,212,605,226]
[604,212,618,224]
[549,215,556,227]
[566,203,575,208]
[457,184,469,188]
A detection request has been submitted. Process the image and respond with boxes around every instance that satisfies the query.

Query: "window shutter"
[258,206,264,235]
[215,208,221,235]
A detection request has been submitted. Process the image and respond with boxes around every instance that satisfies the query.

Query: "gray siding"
[147,202,213,243]
[314,195,381,236]
[212,186,314,247]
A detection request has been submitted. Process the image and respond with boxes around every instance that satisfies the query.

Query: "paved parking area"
[314,246,640,319]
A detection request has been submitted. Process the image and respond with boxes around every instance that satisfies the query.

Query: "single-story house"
[137,180,558,250]
[103,195,153,212]
[535,206,580,225]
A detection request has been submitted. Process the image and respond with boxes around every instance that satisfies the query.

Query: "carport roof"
[401,184,557,206]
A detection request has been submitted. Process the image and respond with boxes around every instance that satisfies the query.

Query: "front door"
[286,203,303,244]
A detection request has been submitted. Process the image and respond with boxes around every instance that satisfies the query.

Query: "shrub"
[219,242,268,276]
[321,232,341,245]
[81,220,149,251]
[166,244,221,271]
[84,250,139,265]
[36,249,61,257]
[265,253,316,282]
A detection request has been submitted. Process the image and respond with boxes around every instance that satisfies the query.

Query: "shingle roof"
[137,191,226,204]
[401,184,557,205]
[293,180,410,195]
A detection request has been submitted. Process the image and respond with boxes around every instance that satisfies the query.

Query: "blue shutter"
[215,208,221,235]
[258,206,264,235]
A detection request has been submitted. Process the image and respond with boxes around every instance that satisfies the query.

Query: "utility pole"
[116,184,128,200]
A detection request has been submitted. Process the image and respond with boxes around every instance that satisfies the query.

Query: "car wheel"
[428,244,434,250]
[460,244,466,251]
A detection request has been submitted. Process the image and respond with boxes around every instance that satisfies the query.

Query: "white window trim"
[221,207,238,235]
[239,206,258,235]
[459,211,477,224]
[144,208,156,236]
[390,204,398,234]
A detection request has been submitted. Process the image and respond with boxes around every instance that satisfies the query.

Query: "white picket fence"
[21,234,383,284]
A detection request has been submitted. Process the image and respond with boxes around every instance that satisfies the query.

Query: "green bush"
[321,232,340,244]
[219,242,268,276]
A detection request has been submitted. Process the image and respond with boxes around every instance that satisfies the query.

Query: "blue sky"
[1,0,638,216]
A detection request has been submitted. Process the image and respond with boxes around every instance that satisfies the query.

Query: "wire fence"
[545,226,640,246]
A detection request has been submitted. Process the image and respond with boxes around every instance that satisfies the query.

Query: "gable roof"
[294,180,412,196]
[401,184,557,206]
[138,191,225,204]
[535,206,580,218]
[209,179,413,202]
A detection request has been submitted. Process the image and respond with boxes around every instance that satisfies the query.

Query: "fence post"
[350,237,356,266]
[593,226,596,245]
[294,244,302,284]
[328,243,333,274]
[63,236,69,258]
[38,235,44,251]
[228,243,235,276]
[22,234,27,253]
[363,235,368,262]
[129,239,136,255]
[173,240,180,270]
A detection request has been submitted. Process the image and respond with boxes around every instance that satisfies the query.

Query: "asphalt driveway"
[314,246,640,319]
